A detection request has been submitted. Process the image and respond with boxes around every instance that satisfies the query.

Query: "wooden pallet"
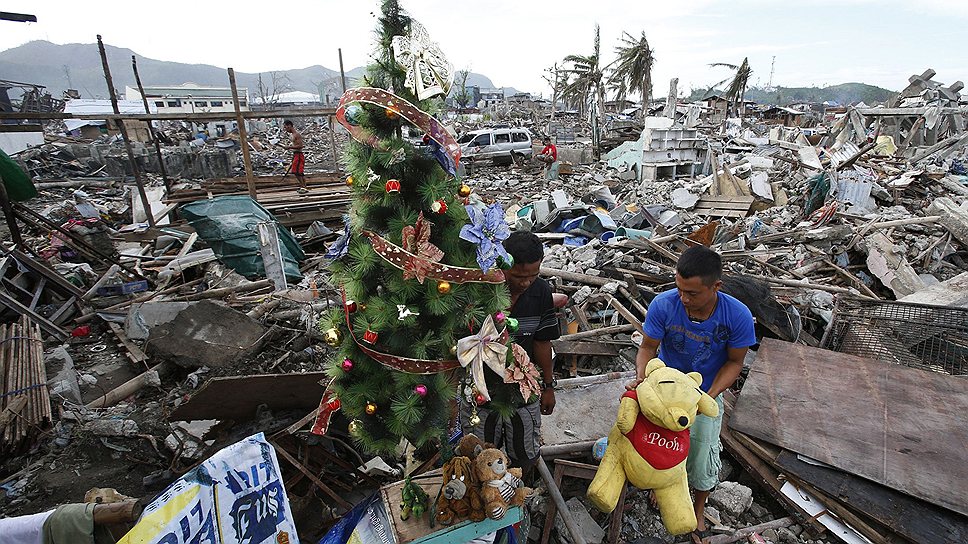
[694,195,755,218]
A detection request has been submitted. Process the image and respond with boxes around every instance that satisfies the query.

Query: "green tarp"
[180,196,306,282]
[0,149,38,201]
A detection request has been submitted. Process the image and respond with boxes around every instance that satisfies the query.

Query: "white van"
[458,128,533,163]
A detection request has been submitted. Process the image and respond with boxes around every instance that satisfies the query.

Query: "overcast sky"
[1,0,964,98]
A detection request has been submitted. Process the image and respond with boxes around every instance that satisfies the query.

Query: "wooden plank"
[170,372,328,421]
[775,450,968,543]
[551,340,619,357]
[730,339,968,516]
[0,290,68,339]
[720,393,825,537]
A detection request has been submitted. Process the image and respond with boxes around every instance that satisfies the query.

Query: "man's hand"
[625,378,643,391]
[540,388,555,415]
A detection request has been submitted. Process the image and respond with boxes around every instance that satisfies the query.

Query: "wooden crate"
[380,471,522,544]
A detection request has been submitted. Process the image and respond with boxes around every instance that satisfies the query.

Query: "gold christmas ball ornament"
[469,413,481,426]
[346,175,354,186]
[436,280,452,295]
[449,344,458,356]
[323,327,343,347]
[348,419,362,435]
[365,401,378,415]
[458,184,472,198]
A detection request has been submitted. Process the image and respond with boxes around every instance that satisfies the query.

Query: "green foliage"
[607,31,654,111]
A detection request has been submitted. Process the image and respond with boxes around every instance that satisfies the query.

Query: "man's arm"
[535,339,555,415]
[626,335,661,390]
[706,346,747,398]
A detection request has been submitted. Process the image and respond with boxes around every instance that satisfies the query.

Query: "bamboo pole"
[96,35,155,228]
[227,68,257,200]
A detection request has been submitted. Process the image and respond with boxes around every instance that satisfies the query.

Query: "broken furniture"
[541,459,625,544]
[0,248,85,339]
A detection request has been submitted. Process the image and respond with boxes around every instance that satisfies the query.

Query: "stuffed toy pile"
[434,434,533,525]
[587,358,719,535]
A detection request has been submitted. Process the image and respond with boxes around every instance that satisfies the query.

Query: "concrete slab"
[146,300,267,368]
[125,301,192,340]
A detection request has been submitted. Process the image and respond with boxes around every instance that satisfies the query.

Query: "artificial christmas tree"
[320,0,533,455]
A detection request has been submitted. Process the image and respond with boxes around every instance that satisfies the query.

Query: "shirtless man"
[282,120,306,191]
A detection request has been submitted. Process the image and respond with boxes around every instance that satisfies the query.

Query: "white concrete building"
[124,83,249,136]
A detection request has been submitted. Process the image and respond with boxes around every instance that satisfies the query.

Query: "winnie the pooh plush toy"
[435,455,485,525]
[473,448,533,520]
[587,358,719,535]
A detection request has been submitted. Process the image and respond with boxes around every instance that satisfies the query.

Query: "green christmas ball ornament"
[499,254,514,270]
[506,317,519,333]
[344,104,364,126]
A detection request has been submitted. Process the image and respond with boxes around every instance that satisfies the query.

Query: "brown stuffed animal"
[473,448,532,520]
[435,456,485,525]
[456,433,493,460]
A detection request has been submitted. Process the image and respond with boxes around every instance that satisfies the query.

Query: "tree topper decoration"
[391,19,454,100]
[459,202,511,273]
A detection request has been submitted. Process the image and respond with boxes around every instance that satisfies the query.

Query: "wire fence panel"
[822,297,968,376]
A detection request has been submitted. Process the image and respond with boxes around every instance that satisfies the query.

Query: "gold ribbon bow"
[457,315,508,402]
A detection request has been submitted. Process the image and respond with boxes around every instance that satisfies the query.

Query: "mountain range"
[0,40,518,102]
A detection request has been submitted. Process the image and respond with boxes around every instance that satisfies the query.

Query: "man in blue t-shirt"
[626,246,756,543]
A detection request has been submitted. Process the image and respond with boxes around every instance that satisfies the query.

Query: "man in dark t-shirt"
[462,231,560,470]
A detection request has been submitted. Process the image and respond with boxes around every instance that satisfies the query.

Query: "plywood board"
[775,450,968,543]
[730,339,968,516]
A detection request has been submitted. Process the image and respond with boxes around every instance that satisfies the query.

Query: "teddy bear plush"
[587,358,719,535]
[473,448,533,520]
[435,455,486,525]
[455,433,493,460]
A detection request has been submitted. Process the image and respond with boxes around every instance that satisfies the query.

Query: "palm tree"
[561,24,606,121]
[608,31,655,119]
[708,57,752,120]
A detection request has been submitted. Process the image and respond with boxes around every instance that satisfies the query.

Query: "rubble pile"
[0,66,966,544]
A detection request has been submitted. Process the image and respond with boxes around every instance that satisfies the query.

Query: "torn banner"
[118,433,298,544]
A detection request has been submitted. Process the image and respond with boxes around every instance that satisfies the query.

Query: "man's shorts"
[686,394,724,492]
[290,152,305,176]
[461,401,541,468]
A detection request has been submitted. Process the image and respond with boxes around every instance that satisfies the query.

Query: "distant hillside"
[689,82,896,106]
[0,40,520,103]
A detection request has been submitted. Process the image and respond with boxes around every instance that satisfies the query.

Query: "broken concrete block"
[671,188,699,209]
[554,497,605,544]
[709,481,753,517]
[864,232,926,298]
[927,197,968,248]
[147,300,268,368]
[125,301,192,340]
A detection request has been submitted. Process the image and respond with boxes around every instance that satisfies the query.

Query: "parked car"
[458,128,533,164]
